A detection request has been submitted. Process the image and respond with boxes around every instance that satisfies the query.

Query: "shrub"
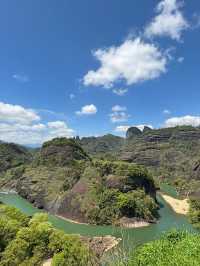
[121,230,200,266]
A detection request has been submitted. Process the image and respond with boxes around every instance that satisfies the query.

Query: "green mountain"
[79,134,124,158]
[0,142,32,173]
[0,138,158,226]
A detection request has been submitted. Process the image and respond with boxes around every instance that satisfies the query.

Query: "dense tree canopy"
[0,204,97,266]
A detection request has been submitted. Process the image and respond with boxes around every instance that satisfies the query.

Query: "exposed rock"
[119,126,200,182]
[126,127,142,139]
[143,126,153,133]
[119,217,150,228]
[80,235,121,257]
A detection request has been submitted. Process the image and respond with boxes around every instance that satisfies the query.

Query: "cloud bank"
[164,115,200,127]
[0,102,74,145]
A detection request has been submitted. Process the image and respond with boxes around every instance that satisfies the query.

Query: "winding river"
[0,184,197,252]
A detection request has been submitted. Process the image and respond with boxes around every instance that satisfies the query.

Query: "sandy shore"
[120,220,150,228]
[56,215,89,225]
[119,217,150,228]
[57,214,150,228]
[161,193,189,215]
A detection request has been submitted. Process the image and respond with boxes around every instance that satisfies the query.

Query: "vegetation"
[113,230,200,266]
[79,134,124,157]
[0,142,31,173]
[0,138,158,226]
[0,204,97,266]
[86,188,158,225]
[188,198,200,229]
[80,160,158,225]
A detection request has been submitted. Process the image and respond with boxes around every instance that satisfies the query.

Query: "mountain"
[0,142,32,173]
[121,126,200,182]
[2,126,200,226]
[79,134,124,157]
[0,138,158,226]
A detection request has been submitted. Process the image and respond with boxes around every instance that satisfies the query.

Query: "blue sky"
[0,0,200,145]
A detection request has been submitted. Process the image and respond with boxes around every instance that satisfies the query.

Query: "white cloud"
[110,112,130,123]
[115,124,153,132]
[12,74,29,83]
[112,88,128,96]
[110,105,130,123]
[115,125,130,132]
[163,109,171,115]
[111,105,127,112]
[164,115,200,127]
[0,102,75,145]
[0,102,40,124]
[0,120,74,145]
[83,38,167,88]
[177,57,184,63]
[46,121,74,139]
[145,0,189,41]
[136,124,153,131]
[76,104,97,116]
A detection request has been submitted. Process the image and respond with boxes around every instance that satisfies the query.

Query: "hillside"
[0,138,158,226]
[117,230,200,266]
[0,142,32,173]
[120,126,200,195]
[75,126,200,197]
[79,134,124,158]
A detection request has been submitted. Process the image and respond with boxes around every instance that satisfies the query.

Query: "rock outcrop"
[126,127,142,139]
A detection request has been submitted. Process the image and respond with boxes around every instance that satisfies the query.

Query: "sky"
[0,0,200,145]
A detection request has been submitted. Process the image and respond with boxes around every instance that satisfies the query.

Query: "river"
[0,184,196,252]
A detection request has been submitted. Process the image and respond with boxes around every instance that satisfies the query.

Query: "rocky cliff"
[120,126,200,182]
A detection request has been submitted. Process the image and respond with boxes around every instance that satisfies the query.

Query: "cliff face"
[119,126,200,181]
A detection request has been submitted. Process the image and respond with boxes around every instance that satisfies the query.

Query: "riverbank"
[56,215,89,225]
[160,193,189,215]
[55,216,121,256]
[1,191,195,258]
[119,217,150,228]
[57,214,151,228]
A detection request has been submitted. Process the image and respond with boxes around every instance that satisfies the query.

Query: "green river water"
[0,184,197,252]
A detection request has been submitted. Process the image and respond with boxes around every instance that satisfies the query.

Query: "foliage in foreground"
[112,230,200,266]
[0,204,97,266]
